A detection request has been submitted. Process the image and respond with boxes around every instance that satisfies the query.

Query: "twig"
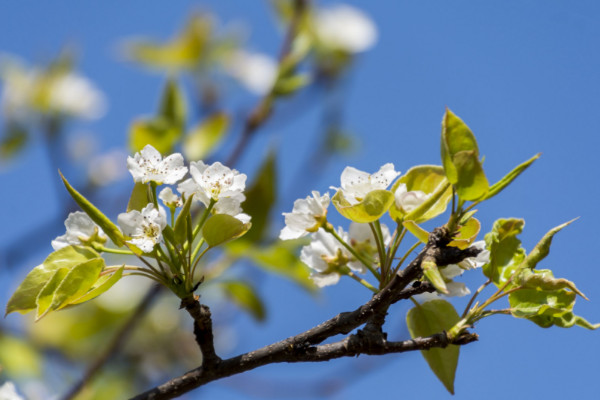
[179,296,221,368]
[60,284,162,400]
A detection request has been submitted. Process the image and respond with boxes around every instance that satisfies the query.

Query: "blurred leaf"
[272,73,311,96]
[440,108,489,201]
[60,172,125,246]
[159,78,186,128]
[129,117,181,155]
[0,124,28,159]
[221,281,266,321]
[203,214,251,247]
[0,334,42,376]
[240,152,277,243]
[390,165,452,223]
[127,182,150,212]
[406,299,460,394]
[483,218,526,286]
[447,218,481,250]
[6,245,99,315]
[484,153,540,200]
[332,189,394,223]
[183,112,229,161]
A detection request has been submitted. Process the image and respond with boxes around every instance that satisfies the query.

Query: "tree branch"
[131,227,480,399]
[180,296,221,368]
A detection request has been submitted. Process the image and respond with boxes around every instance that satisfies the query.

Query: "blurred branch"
[131,227,480,399]
[60,284,162,400]
[226,0,308,167]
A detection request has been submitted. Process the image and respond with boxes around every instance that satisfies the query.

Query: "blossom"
[456,241,490,270]
[52,211,107,250]
[118,204,167,253]
[0,382,24,400]
[213,197,251,224]
[346,222,391,271]
[177,161,246,208]
[279,191,330,240]
[333,163,400,205]
[223,50,277,95]
[127,144,188,184]
[314,4,378,53]
[159,187,183,208]
[48,73,106,119]
[394,183,431,213]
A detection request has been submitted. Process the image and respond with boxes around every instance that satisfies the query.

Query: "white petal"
[310,272,340,288]
[315,4,378,53]
[117,210,143,237]
[160,153,188,184]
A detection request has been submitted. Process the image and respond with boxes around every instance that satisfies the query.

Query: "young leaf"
[127,182,150,212]
[221,281,266,321]
[440,108,489,201]
[483,218,526,285]
[421,258,448,294]
[521,219,577,271]
[447,218,481,250]
[159,78,186,128]
[35,268,69,320]
[202,214,251,247]
[174,194,195,244]
[6,246,99,316]
[332,189,394,223]
[70,266,124,305]
[404,181,452,223]
[183,112,229,161]
[403,220,429,244]
[129,117,180,154]
[406,299,461,394]
[484,153,540,201]
[60,172,125,247]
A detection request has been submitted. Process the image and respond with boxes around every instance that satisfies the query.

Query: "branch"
[179,296,221,368]
[61,284,162,400]
[131,227,480,399]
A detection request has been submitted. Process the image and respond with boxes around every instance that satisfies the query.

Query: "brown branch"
[131,227,481,399]
[60,284,162,400]
[179,296,221,368]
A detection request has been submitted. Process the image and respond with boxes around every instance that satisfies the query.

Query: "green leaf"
[521,219,576,271]
[221,281,266,321]
[127,182,151,212]
[332,189,394,223]
[422,258,448,294]
[484,153,540,200]
[447,218,481,250]
[183,112,229,161]
[518,269,588,300]
[174,194,194,244]
[70,266,124,305]
[35,268,69,319]
[483,218,526,286]
[0,334,42,376]
[440,108,489,201]
[129,117,181,155]
[159,78,186,128]
[403,220,429,244]
[60,172,125,247]
[272,73,311,96]
[239,152,277,243]
[0,124,28,159]
[6,246,99,316]
[202,214,251,247]
[390,165,452,223]
[406,299,460,394]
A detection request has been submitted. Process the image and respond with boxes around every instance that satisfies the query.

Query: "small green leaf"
[183,112,229,161]
[202,214,251,247]
[60,172,125,247]
[159,78,186,128]
[46,258,105,314]
[70,266,124,305]
[239,152,277,243]
[129,117,181,155]
[483,218,526,285]
[422,258,448,294]
[174,194,194,244]
[403,220,429,244]
[406,299,460,394]
[332,189,394,223]
[390,165,452,223]
[521,219,576,271]
[518,269,588,300]
[35,268,69,319]
[447,218,481,250]
[6,246,99,316]
[221,281,266,321]
[127,182,151,212]
[273,73,311,96]
[441,108,489,201]
[0,124,28,159]
[484,153,540,200]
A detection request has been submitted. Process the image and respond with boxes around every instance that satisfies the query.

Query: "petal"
[51,234,72,251]
[117,210,143,237]
[160,153,188,184]
[310,272,340,288]
[140,144,162,164]
[371,163,400,190]
[279,226,305,240]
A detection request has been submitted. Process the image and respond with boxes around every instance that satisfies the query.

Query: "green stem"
[191,246,210,279]
[191,238,206,262]
[191,199,216,243]
[92,245,134,256]
[347,271,377,293]
[370,221,388,277]
[393,241,422,275]
[388,226,406,273]
[462,278,492,319]
[150,181,159,208]
[324,224,380,280]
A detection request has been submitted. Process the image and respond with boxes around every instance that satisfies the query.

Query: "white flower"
[346,222,391,272]
[0,382,25,400]
[118,204,167,253]
[333,163,400,205]
[456,241,490,270]
[127,144,188,185]
[300,227,364,287]
[159,187,182,208]
[48,73,106,119]
[314,4,378,53]
[224,50,277,95]
[394,183,431,213]
[213,197,251,224]
[52,211,107,250]
[279,191,330,240]
[177,161,246,208]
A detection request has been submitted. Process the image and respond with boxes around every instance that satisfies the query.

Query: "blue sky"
[1,1,599,399]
